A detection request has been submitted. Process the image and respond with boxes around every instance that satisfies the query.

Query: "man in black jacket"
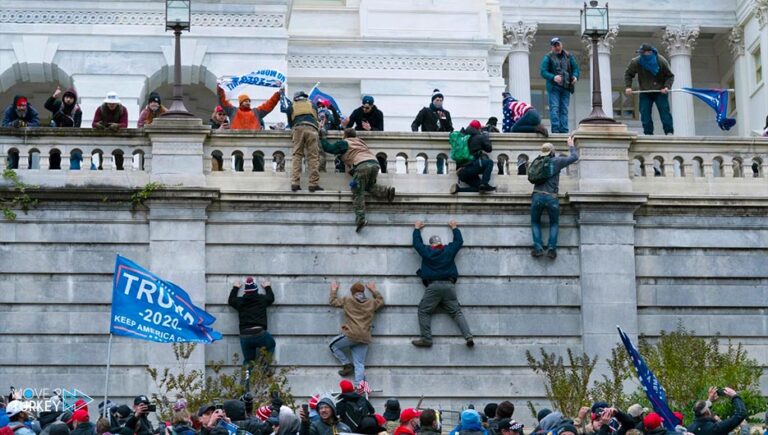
[228,276,276,386]
[688,387,746,435]
[124,396,154,435]
[411,219,473,348]
[345,95,384,131]
[411,89,453,132]
[451,120,495,194]
[299,397,351,435]
[335,379,375,432]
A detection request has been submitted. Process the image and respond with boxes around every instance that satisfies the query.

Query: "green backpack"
[527,155,555,184]
[449,131,473,165]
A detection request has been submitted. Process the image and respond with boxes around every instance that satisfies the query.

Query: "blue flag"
[221,69,286,91]
[308,86,344,119]
[110,255,222,343]
[680,88,736,131]
[617,326,677,430]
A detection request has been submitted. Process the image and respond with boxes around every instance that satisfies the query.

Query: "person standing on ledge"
[228,276,276,387]
[216,83,281,131]
[624,43,675,136]
[283,89,324,192]
[540,37,579,134]
[411,219,473,348]
[345,95,384,131]
[411,89,453,132]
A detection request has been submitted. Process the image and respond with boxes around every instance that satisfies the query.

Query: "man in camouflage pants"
[321,128,395,232]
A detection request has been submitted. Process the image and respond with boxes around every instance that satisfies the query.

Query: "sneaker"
[411,338,433,347]
[309,186,324,192]
[338,364,354,377]
[356,219,368,233]
[546,249,557,259]
[450,183,459,195]
[536,124,550,137]
[387,186,396,203]
[291,185,301,192]
[465,338,475,348]
[531,248,544,257]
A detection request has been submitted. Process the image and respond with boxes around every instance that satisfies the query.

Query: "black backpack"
[338,397,372,432]
[528,155,555,184]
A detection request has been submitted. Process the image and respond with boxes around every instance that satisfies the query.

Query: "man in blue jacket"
[540,38,579,134]
[2,95,40,128]
[411,219,473,348]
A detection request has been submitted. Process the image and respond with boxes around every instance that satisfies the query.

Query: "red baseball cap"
[400,408,421,424]
[339,380,355,393]
[469,120,482,129]
[67,409,89,424]
[643,412,663,430]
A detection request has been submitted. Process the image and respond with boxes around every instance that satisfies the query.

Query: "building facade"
[1,0,767,136]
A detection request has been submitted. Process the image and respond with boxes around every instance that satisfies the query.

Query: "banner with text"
[220,69,286,93]
[110,255,222,343]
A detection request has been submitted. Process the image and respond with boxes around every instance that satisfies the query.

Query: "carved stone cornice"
[755,0,768,28]
[729,26,745,58]
[0,9,285,27]
[582,26,620,55]
[287,55,488,72]
[662,25,700,57]
[503,21,538,53]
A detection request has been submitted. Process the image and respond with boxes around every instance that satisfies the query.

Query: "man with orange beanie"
[328,280,384,385]
[216,84,281,130]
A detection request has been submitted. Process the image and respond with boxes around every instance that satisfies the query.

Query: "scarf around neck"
[639,52,660,76]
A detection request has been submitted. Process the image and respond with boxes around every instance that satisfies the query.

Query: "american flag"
[617,326,677,430]
[357,380,372,395]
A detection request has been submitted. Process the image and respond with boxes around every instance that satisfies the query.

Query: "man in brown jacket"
[329,280,384,385]
[321,128,395,232]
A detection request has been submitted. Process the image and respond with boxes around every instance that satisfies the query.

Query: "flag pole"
[630,88,735,94]
[102,333,114,419]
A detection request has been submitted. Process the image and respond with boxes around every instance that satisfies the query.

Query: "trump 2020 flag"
[110,255,222,343]
[309,86,344,119]
[617,326,677,430]
[680,88,736,131]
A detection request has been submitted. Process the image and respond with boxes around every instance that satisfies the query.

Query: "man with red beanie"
[450,120,495,194]
[2,95,40,128]
[329,280,384,384]
[393,409,421,435]
[335,379,375,432]
[216,84,280,130]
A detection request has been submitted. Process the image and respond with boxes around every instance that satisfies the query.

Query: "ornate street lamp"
[579,1,618,124]
[161,0,194,117]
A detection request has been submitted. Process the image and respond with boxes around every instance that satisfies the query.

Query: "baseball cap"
[400,408,421,424]
[197,404,215,417]
[637,43,654,53]
[134,396,150,406]
[643,412,664,430]
[550,37,562,46]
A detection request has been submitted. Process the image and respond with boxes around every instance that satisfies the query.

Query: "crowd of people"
[0,384,751,435]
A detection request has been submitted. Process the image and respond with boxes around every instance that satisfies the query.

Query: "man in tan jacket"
[321,128,395,232]
[329,280,384,385]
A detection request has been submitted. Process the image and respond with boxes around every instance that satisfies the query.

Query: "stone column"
[145,117,209,187]
[729,27,750,137]
[503,21,537,103]
[663,25,700,137]
[756,2,768,133]
[583,27,619,118]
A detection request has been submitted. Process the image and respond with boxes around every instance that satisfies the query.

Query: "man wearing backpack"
[450,120,495,194]
[335,380,375,432]
[529,136,578,259]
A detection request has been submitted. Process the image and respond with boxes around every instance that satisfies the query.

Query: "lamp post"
[579,1,618,124]
[161,0,194,117]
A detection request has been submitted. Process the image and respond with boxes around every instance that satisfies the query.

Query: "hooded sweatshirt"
[300,398,351,435]
[2,95,41,127]
[44,88,82,127]
[277,406,301,435]
[330,284,384,343]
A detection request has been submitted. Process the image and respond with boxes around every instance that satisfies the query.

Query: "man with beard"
[45,86,82,127]
[2,95,40,128]
[345,95,384,131]
[411,89,453,132]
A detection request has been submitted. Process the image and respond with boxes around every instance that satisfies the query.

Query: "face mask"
[353,293,367,302]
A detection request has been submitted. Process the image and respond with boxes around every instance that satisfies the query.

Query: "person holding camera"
[688,387,747,435]
[124,396,155,435]
[198,404,231,435]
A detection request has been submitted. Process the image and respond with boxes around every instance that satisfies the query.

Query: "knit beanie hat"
[536,409,552,422]
[557,424,578,435]
[350,282,365,294]
[431,89,444,102]
[483,404,498,420]
[469,120,482,130]
[238,94,250,105]
[339,380,355,393]
[244,277,257,292]
[256,405,271,422]
[149,92,161,104]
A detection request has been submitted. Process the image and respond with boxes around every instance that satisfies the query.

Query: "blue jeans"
[329,334,369,384]
[531,192,560,251]
[547,85,571,133]
[511,110,542,133]
[240,331,276,388]
[457,158,493,192]
[639,93,674,135]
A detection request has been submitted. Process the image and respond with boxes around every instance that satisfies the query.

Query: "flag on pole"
[308,86,344,119]
[679,88,736,131]
[110,255,222,343]
[617,326,677,430]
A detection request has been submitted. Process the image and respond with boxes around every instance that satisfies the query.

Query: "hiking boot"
[338,364,354,377]
[536,124,549,137]
[465,338,475,348]
[387,186,396,203]
[309,186,324,192]
[546,249,557,259]
[356,219,368,233]
[291,185,301,192]
[479,184,496,193]
[411,338,433,348]
[531,248,544,257]
[450,183,459,195]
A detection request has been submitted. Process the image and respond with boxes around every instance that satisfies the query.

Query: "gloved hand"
[94,122,107,130]
[108,123,120,132]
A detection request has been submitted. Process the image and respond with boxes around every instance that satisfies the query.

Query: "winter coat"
[2,95,41,127]
[413,228,463,284]
[393,426,415,435]
[458,126,491,168]
[532,146,579,195]
[44,88,82,127]
[624,52,674,91]
[347,106,384,131]
[217,87,280,130]
[335,393,375,431]
[320,137,378,171]
[330,287,384,343]
[71,422,96,435]
[223,398,271,435]
[277,407,301,435]
[137,105,168,127]
[228,286,275,334]
[540,51,580,93]
[92,104,128,128]
[411,104,453,132]
[687,396,747,435]
[300,399,351,435]
[7,423,36,435]
[122,415,153,435]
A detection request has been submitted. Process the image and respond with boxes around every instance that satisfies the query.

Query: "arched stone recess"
[139,64,219,121]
